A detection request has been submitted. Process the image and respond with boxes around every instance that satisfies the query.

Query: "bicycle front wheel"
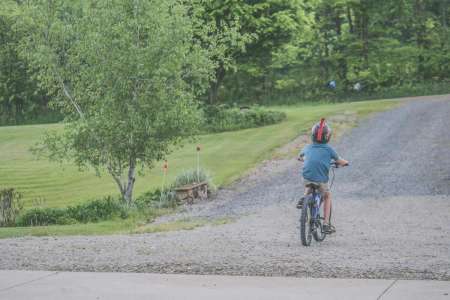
[300,196,313,246]
[313,221,326,242]
[313,200,332,242]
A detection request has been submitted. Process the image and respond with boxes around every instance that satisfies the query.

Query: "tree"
[0,1,50,125]
[223,0,307,102]
[187,0,254,104]
[20,0,217,204]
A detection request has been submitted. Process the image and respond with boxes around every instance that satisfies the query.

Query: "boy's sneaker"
[323,224,336,234]
[296,197,305,209]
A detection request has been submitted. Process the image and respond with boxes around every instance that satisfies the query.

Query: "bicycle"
[299,161,348,246]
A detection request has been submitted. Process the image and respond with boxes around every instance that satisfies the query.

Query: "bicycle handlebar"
[331,161,350,168]
[298,159,350,167]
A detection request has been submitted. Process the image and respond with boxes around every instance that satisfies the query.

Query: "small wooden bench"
[174,181,208,204]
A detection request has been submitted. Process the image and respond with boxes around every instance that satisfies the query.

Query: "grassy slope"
[0,99,400,238]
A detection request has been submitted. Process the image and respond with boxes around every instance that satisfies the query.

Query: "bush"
[171,168,216,193]
[16,207,67,227]
[0,188,23,227]
[16,196,127,227]
[135,188,178,209]
[135,168,216,210]
[262,80,450,105]
[66,196,127,223]
[203,106,286,133]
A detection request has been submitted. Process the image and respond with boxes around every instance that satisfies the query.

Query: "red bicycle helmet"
[311,118,332,143]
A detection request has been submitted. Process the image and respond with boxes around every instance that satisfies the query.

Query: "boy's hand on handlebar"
[332,159,349,167]
[336,158,349,167]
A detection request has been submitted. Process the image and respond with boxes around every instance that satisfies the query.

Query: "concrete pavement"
[0,270,449,300]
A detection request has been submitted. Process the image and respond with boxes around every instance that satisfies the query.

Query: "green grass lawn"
[0,215,233,239]
[0,99,400,238]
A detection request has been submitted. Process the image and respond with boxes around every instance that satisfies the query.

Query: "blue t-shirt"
[300,143,339,183]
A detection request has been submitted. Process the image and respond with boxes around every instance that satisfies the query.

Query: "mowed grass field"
[0,99,400,210]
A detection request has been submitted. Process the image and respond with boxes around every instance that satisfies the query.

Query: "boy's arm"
[336,158,349,166]
[329,146,349,166]
[298,146,308,161]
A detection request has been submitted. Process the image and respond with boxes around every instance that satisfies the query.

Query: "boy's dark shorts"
[303,179,330,194]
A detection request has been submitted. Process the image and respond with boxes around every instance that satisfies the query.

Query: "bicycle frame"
[310,164,336,221]
[310,189,322,220]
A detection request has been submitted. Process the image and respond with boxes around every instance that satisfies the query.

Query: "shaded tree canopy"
[1,0,450,114]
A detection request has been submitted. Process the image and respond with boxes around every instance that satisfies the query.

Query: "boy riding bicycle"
[297,118,349,234]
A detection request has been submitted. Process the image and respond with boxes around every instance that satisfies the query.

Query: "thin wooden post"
[160,160,168,208]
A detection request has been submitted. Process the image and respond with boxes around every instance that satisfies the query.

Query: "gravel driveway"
[1,95,449,280]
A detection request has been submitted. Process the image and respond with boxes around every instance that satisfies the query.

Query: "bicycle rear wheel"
[300,196,313,246]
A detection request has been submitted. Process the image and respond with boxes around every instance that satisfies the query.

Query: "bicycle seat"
[305,183,321,189]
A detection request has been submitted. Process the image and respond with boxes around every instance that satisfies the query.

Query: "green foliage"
[135,188,177,209]
[16,207,67,227]
[1,0,450,124]
[66,197,128,223]
[171,168,216,192]
[0,1,52,125]
[135,168,216,209]
[203,106,286,132]
[19,0,220,204]
[16,196,127,227]
[187,0,254,104]
[195,0,450,103]
[135,189,165,207]
[211,0,306,103]
[263,80,450,105]
[0,188,23,227]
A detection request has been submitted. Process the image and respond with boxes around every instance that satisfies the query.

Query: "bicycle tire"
[313,202,326,242]
[329,202,332,224]
[314,200,333,241]
[300,195,313,246]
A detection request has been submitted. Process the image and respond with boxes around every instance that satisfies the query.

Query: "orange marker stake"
[160,160,168,208]
[196,146,201,183]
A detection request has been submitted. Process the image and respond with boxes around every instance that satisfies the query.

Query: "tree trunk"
[335,7,348,87]
[108,164,125,199]
[414,0,426,79]
[361,5,369,69]
[208,64,225,104]
[441,0,448,28]
[347,5,354,34]
[335,10,342,36]
[123,160,136,205]
[107,160,136,205]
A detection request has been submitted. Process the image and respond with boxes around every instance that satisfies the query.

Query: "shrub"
[16,196,127,227]
[203,106,286,133]
[135,169,216,210]
[135,188,178,209]
[16,207,67,227]
[66,196,127,223]
[0,188,24,227]
[171,168,216,193]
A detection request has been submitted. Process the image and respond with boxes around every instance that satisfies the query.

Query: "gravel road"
[1,95,449,280]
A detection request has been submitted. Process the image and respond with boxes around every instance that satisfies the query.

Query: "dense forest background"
[1,0,449,125]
